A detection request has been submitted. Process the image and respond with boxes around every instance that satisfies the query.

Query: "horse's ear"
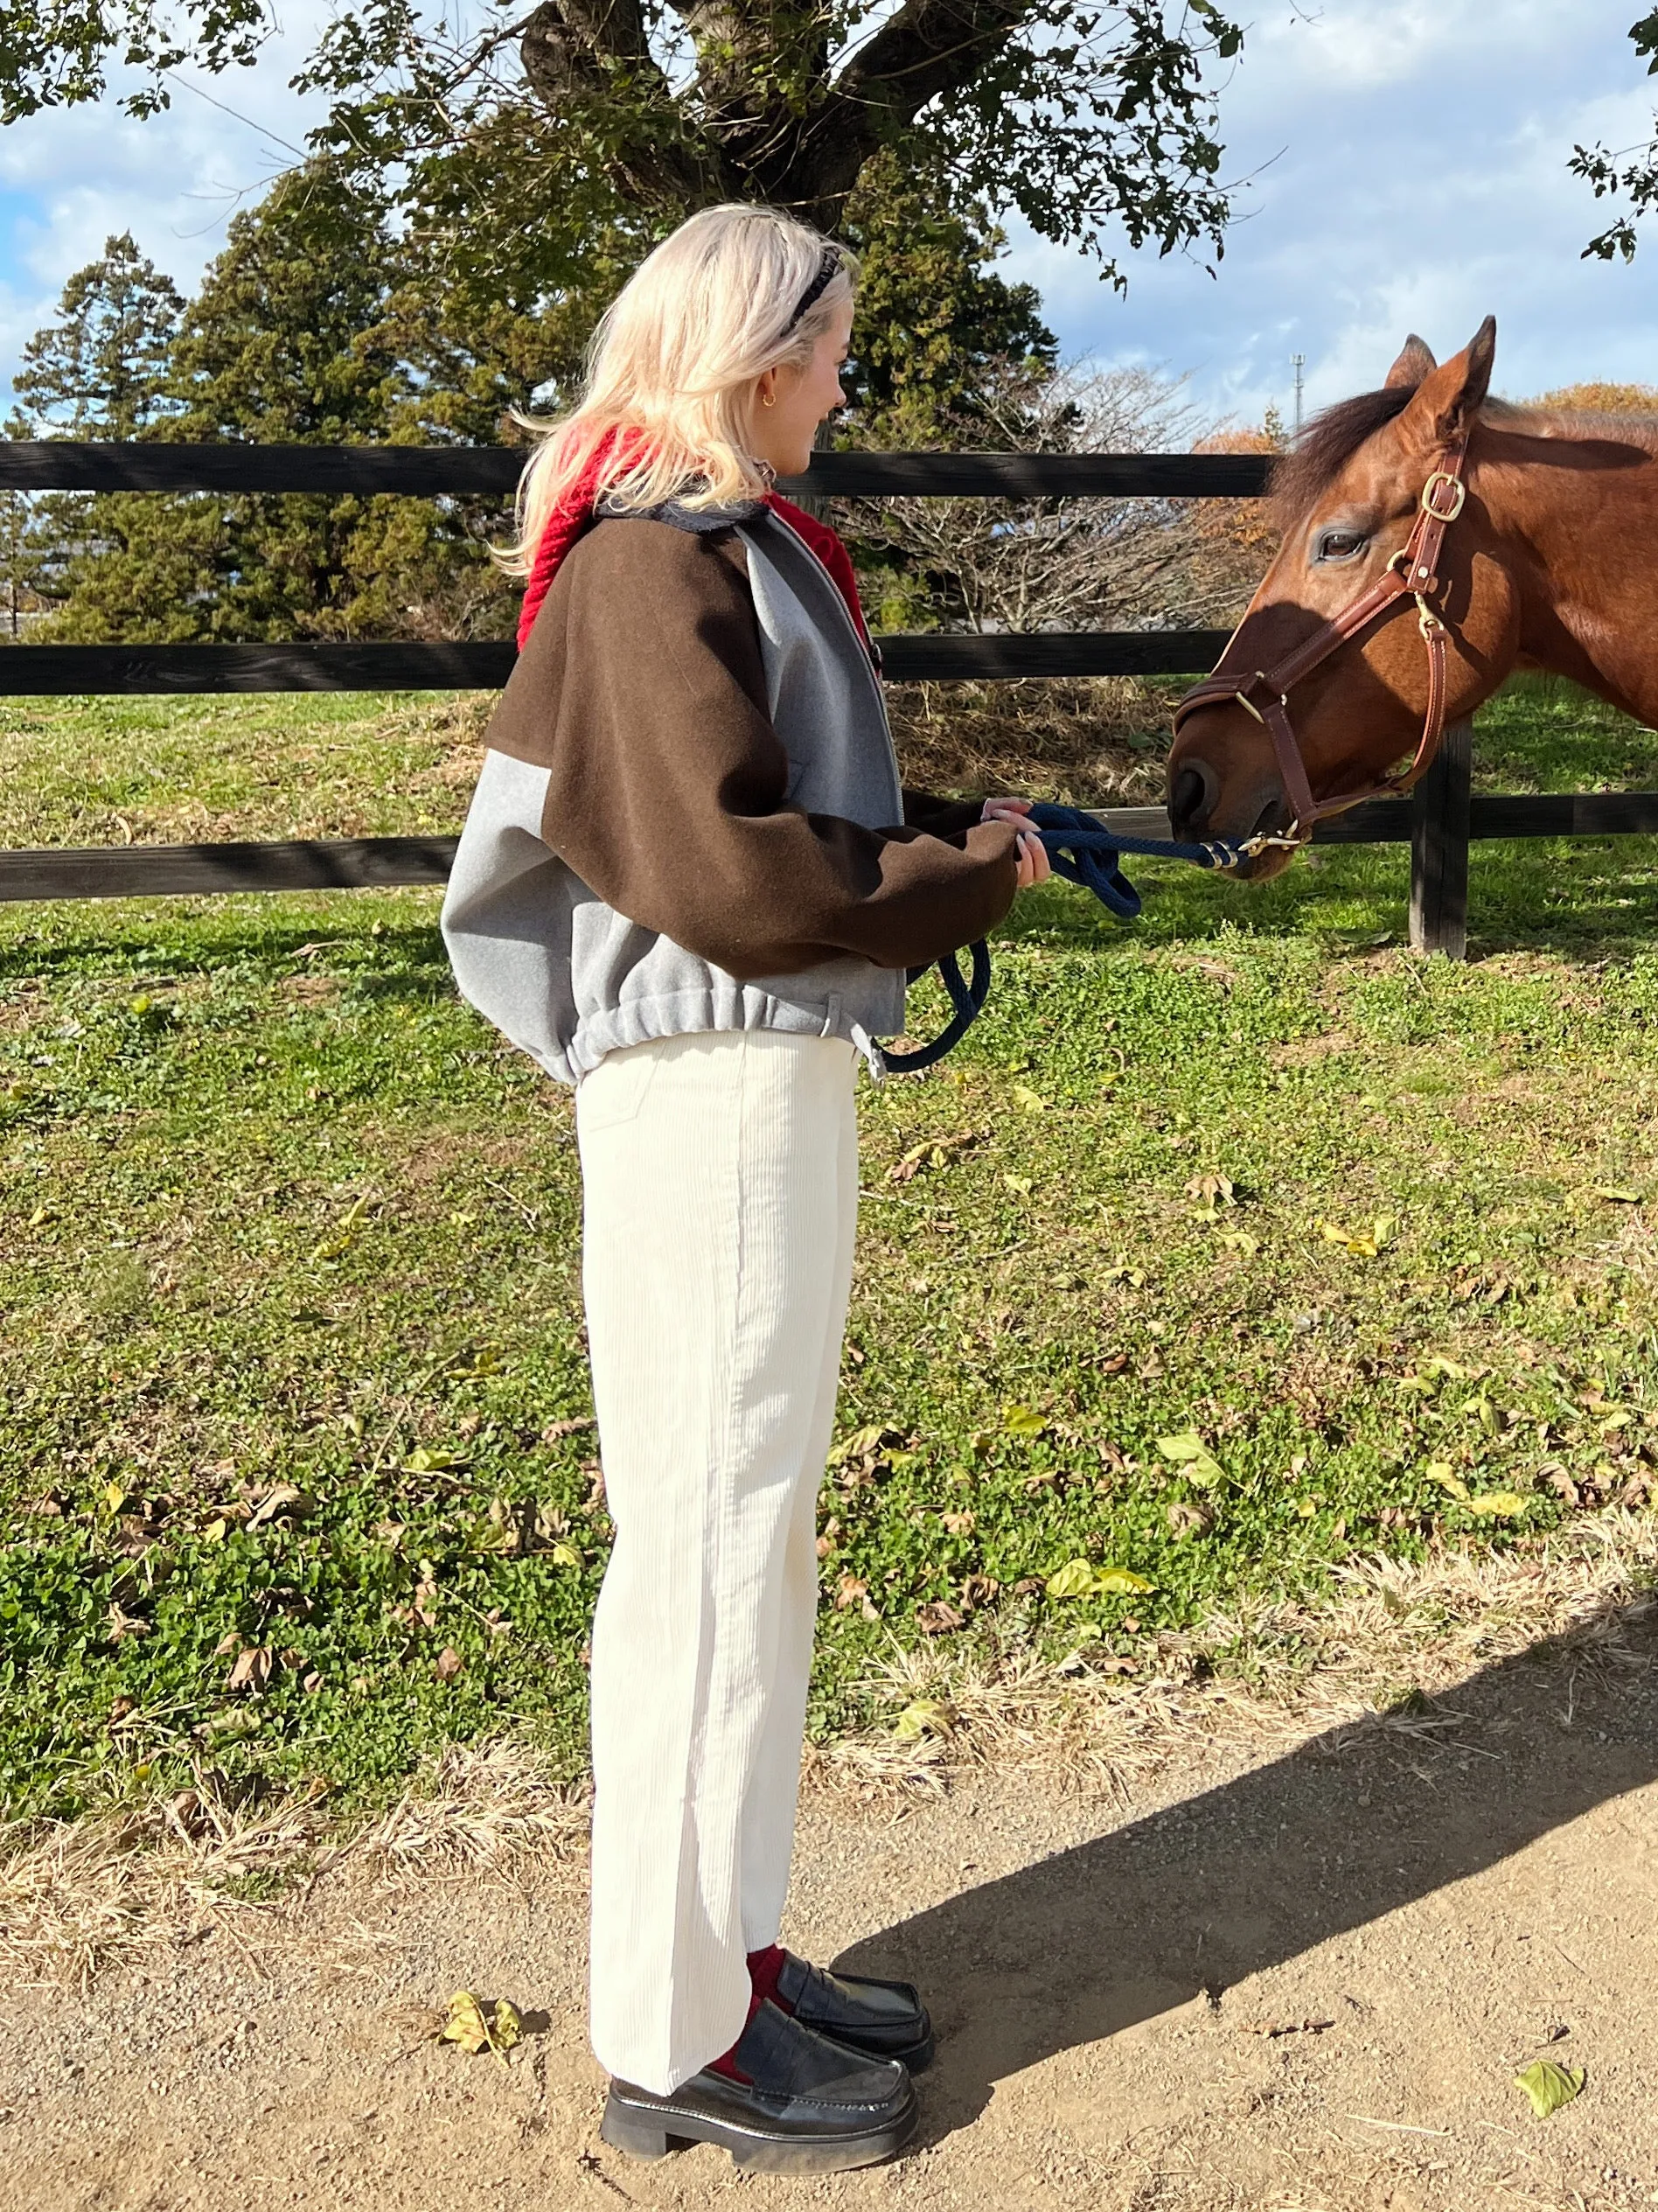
[1385,334,1437,388]
[1399,316,1497,447]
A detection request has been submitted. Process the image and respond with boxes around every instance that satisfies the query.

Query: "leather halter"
[1173,436,1472,848]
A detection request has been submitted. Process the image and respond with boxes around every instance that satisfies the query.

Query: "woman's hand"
[983,797,1051,890]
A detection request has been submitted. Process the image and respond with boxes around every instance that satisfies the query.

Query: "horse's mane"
[1271,386,1417,526]
[1272,386,1658,525]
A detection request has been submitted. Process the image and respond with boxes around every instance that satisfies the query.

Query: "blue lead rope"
[879,802,1248,1076]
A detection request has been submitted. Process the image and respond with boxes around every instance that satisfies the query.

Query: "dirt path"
[9,1611,1658,2212]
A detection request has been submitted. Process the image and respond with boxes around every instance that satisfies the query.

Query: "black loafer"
[601,1999,917,2174]
[777,1950,936,2072]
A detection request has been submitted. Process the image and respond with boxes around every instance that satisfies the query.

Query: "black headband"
[785,246,840,332]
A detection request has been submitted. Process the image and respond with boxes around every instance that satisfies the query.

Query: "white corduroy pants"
[576,1028,860,2095]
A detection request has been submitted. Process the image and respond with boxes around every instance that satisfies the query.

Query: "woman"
[442,204,1049,2174]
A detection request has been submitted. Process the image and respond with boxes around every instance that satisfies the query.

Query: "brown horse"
[1166,317,1658,875]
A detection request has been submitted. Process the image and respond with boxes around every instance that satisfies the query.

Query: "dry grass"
[812,1515,1658,1796]
[4,1518,1652,1986]
[0,1743,587,1988]
[887,676,1175,804]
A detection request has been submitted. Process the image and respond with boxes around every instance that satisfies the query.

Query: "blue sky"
[1,1,1655,433]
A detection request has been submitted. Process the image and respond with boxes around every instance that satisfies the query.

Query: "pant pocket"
[576,1040,666,1135]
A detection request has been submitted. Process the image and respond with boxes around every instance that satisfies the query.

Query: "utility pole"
[1292,353,1306,443]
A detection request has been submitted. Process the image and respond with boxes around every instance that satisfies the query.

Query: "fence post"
[1409,715,1473,958]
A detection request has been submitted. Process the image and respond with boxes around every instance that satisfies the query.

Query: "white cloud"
[1,0,1655,438]
[0,5,333,393]
[1009,0,1658,429]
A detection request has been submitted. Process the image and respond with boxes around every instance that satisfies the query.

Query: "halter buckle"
[1416,597,1445,640]
[1233,673,1285,728]
[1420,471,1466,522]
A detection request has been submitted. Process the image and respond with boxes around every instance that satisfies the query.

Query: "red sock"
[707,1945,791,2082]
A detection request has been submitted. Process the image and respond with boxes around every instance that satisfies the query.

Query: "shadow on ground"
[839,1593,1658,2147]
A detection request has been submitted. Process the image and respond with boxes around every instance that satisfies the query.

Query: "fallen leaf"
[1001,1401,1046,1438]
[1317,1215,1394,1257]
[1157,1430,1223,1486]
[1424,1355,1474,1380]
[440,1991,495,2058]
[226,1645,273,1693]
[1219,1229,1260,1256]
[941,1511,977,1536]
[1514,2058,1585,2118]
[1094,1567,1155,1594]
[1002,1172,1034,1197]
[834,1573,870,1611]
[435,1646,464,1682]
[245,1483,314,1530]
[1166,1501,1214,1539]
[1045,1558,1098,1600]
[1426,1462,1470,1501]
[490,1999,523,2052]
[1466,1490,1529,1520]
[828,1424,891,1466]
[1012,1085,1047,1113]
[892,1699,954,1741]
[402,1446,470,1475]
[916,1601,964,1636]
[1046,1559,1154,1600]
[1592,1186,1642,1204]
[889,1130,980,1183]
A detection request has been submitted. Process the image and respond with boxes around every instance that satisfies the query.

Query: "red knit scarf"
[515,424,869,651]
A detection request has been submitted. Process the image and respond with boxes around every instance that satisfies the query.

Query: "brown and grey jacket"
[440,498,1019,1085]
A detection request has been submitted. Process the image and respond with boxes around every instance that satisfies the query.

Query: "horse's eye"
[1313,527,1368,563]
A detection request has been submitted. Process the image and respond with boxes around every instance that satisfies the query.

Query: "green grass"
[4,678,1658,1825]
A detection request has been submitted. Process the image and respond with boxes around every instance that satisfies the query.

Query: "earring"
[762,391,776,408]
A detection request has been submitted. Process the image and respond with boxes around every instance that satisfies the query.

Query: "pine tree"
[11,231,183,436]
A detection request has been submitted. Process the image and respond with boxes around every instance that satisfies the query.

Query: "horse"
[1165,317,1658,877]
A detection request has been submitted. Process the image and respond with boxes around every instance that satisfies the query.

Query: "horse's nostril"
[1171,766,1208,826]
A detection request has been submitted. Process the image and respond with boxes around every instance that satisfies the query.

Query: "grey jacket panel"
[441,506,909,1085]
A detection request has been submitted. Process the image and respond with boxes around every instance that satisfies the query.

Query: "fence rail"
[0,438,1650,957]
[0,441,1272,500]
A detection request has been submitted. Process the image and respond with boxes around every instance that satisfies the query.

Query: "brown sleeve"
[489,520,1020,980]
[902,789,992,841]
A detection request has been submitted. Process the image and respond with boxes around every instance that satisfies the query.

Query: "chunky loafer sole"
[601,2078,918,2173]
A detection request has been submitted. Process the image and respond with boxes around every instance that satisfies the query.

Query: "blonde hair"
[503,205,858,576]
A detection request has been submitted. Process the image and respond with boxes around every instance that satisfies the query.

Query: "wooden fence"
[1,439,1650,956]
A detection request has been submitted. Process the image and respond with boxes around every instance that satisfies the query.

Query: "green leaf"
[827,1423,888,1465]
[1513,2058,1585,2118]
[1157,1430,1223,1486]
[1466,1490,1529,1519]
[1002,1401,1046,1438]
[1045,1558,1098,1599]
[1157,1429,1206,1462]
[1425,1462,1469,1501]
[1046,1559,1154,1599]
[892,1699,953,1741]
